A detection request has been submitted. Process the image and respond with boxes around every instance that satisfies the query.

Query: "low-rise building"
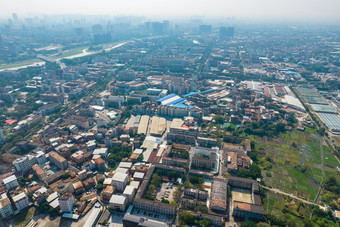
[73,181,84,195]
[93,148,108,159]
[32,164,46,180]
[48,151,68,170]
[228,176,264,221]
[123,185,136,204]
[101,186,115,203]
[112,172,128,192]
[12,192,29,211]
[59,192,75,213]
[0,194,13,219]
[122,213,170,227]
[191,147,217,170]
[109,195,127,211]
[2,175,19,190]
[210,178,227,212]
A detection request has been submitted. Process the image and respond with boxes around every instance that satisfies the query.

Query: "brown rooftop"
[73,181,84,189]
[93,157,105,165]
[49,151,66,163]
[59,192,73,200]
[32,164,45,176]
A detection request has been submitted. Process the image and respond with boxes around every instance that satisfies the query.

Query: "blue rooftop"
[285,70,298,75]
[157,93,176,102]
[200,89,216,95]
[164,97,185,106]
[183,92,198,97]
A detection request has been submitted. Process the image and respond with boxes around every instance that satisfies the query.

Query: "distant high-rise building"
[0,35,4,50]
[145,21,169,35]
[12,13,18,22]
[199,24,212,34]
[163,20,170,31]
[75,27,84,36]
[107,21,113,33]
[152,22,164,34]
[92,24,111,44]
[220,26,234,37]
[92,24,103,35]
[0,128,4,144]
[7,42,18,55]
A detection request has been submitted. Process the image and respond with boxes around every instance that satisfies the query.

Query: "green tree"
[170,201,177,207]
[180,213,194,225]
[138,154,143,161]
[96,183,103,191]
[61,172,70,179]
[97,178,105,185]
[324,176,340,194]
[214,115,225,124]
[151,174,161,187]
[101,219,108,225]
[168,170,179,180]
[197,219,211,227]
[240,221,256,227]
[27,192,34,202]
[161,199,169,203]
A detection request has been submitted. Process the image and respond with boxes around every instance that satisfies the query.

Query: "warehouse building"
[137,115,150,135]
[149,116,166,136]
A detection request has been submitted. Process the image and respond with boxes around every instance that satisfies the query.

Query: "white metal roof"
[123,185,135,195]
[109,194,126,204]
[133,172,145,179]
[49,199,60,209]
[13,192,26,202]
[118,162,132,169]
[3,175,17,184]
[112,172,128,182]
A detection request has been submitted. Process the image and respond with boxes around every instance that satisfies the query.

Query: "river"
[0,42,128,72]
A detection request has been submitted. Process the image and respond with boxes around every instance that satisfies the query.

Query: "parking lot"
[155,182,177,202]
[110,212,124,227]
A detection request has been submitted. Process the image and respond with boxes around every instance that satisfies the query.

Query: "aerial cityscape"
[0,1,339,227]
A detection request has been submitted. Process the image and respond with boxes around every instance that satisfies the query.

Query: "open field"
[263,191,284,216]
[0,58,41,69]
[231,187,252,203]
[11,207,36,227]
[50,46,87,59]
[256,128,327,201]
[262,190,314,226]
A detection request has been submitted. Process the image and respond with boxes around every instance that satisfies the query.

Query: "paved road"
[260,184,328,211]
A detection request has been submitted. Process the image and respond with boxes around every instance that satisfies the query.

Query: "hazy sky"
[1,0,340,22]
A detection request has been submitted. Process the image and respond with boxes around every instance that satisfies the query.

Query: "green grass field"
[0,58,41,69]
[50,46,87,59]
[260,129,325,201]
[263,191,284,215]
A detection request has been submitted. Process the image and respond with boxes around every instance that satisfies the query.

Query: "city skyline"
[1,0,340,23]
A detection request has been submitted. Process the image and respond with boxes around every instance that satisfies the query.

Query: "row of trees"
[169,148,189,159]
[145,173,162,200]
[107,145,132,168]
[239,121,286,138]
[188,176,204,185]
[179,213,211,227]
[236,163,262,180]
